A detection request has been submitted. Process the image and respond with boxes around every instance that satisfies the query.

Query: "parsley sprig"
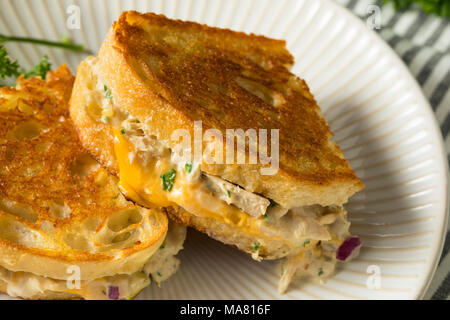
[23,55,51,79]
[0,45,51,82]
[384,0,450,17]
[0,45,20,80]
[0,34,89,85]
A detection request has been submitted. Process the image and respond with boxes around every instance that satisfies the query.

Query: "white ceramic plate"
[0,0,447,300]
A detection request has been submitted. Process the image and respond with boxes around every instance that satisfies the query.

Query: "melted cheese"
[113,130,270,239]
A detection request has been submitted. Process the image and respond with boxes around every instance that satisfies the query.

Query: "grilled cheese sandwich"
[69,12,364,293]
[0,65,186,300]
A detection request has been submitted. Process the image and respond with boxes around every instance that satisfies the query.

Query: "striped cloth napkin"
[335,0,449,300]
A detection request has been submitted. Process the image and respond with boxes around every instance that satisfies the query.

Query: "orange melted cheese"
[113,130,269,238]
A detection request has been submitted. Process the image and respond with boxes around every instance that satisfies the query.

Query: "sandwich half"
[70,11,364,292]
[0,65,186,300]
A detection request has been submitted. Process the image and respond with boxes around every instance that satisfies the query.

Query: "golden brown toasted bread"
[92,11,363,208]
[70,12,362,271]
[0,66,185,300]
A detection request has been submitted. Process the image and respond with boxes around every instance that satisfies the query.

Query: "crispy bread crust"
[94,11,363,208]
[166,206,298,260]
[0,66,168,281]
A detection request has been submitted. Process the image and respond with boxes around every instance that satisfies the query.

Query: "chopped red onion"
[108,286,120,300]
[336,237,361,261]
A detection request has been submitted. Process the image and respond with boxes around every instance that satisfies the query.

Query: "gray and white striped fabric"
[335,0,450,300]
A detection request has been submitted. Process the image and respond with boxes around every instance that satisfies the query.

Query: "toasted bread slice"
[70,13,363,292]
[72,55,355,261]
[92,11,362,209]
[0,66,186,300]
[70,13,359,259]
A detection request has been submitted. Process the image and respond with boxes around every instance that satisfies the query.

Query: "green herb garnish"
[0,46,51,82]
[102,290,106,295]
[0,35,88,85]
[383,0,450,17]
[0,45,20,80]
[156,271,162,277]
[104,85,113,100]
[160,244,165,250]
[161,169,176,192]
[120,129,126,135]
[23,55,51,79]
[185,162,192,173]
[253,242,261,251]
[303,239,310,247]
[318,268,324,276]
[226,190,231,198]
[262,213,269,223]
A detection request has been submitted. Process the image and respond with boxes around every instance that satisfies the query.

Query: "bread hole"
[69,154,99,177]
[0,199,38,223]
[148,213,160,228]
[107,208,142,232]
[135,128,145,136]
[17,100,34,115]
[100,229,138,251]
[39,220,55,234]
[83,217,101,231]
[0,219,28,244]
[64,233,91,251]
[46,199,71,219]
[236,77,286,108]
[7,120,48,141]
[0,217,43,247]
[111,231,132,243]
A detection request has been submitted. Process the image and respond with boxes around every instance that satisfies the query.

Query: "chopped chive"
[120,129,126,135]
[160,169,176,192]
[253,242,261,251]
[157,271,162,277]
[185,162,192,173]
[104,85,113,99]
[302,239,310,247]
[262,213,269,223]
[318,268,324,276]
[159,244,165,250]
[226,190,231,198]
